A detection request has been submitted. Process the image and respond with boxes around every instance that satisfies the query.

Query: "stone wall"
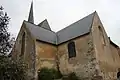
[109,44,120,79]
[91,12,120,80]
[11,22,36,79]
[35,41,57,72]
[58,34,98,79]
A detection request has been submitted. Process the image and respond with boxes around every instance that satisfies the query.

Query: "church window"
[98,26,106,45]
[68,41,76,58]
[21,32,25,56]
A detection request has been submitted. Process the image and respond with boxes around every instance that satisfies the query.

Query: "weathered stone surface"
[91,13,120,80]
[35,41,57,71]
[11,22,36,79]
[57,34,98,79]
[11,13,120,80]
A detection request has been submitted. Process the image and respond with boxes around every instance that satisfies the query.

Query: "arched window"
[21,32,25,56]
[98,26,105,45]
[68,41,76,58]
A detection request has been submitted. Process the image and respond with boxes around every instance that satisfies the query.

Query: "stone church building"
[11,2,120,80]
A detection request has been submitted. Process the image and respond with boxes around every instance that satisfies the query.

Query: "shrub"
[68,72,79,80]
[0,56,28,80]
[62,72,79,80]
[38,67,62,80]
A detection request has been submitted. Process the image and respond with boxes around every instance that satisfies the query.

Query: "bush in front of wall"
[62,72,79,80]
[38,67,62,80]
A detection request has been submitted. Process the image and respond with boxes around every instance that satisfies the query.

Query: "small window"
[98,26,105,45]
[68,41,76,58]
[21,32,25,56]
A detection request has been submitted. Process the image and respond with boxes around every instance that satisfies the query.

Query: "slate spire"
[28,1,34,23]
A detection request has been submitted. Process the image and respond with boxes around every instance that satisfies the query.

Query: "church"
[11,2,120,80]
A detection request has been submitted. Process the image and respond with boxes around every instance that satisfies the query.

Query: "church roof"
[57,12,95,44]
[109,37,119,48]
[24,21,57,44]
[37,19,52,31]
[24,12,95,45]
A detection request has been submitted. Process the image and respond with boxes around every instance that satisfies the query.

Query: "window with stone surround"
[68,41,76,58]
[98,26,106,45]
[20,32,25,56]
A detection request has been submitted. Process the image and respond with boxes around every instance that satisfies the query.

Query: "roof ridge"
[56,12,95,33]
[38,19,47,26]
[109,37,119,48]
[24,11,96,44]
[38,19,52,31]
[24,20,56,34]
[89,11,96,31]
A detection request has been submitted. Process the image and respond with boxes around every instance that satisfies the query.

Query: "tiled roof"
[38,19,52,31]
[24,21,57,44]
[24,12,95,45]
[56,12,95,44]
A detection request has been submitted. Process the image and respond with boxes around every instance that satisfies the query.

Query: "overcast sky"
[1,0,120,46]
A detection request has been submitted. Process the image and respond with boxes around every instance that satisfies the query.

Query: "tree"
[0,6,14,55]
[0,6,28,80]
[0,56,28,80]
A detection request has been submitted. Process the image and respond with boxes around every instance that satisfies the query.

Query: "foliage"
[0,6,27,80]
[0,56,28,80]
[62,72,79,80]
[0,6,14,55]
[38,67,62,80]
[68,72,79,80]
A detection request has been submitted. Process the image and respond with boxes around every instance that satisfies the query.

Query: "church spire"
[28,1,34,24]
